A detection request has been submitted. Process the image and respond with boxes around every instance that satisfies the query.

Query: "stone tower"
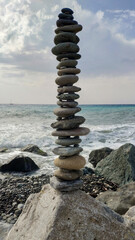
[51,8,90,191]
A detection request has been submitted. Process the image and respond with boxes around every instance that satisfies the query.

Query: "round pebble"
[53,146,83,156]
[54,169,82,181]
[54,155,86,170]
[53,107,81,117]
[52,42,79,56]
[57,67,80,76]
[57,59,78,69]
[52,127,90,137]
[57,100,78,108]
[54,32,79,45]
[55,75,78,86]
[55,24,83,34]
[57,53,81,61]
[57,93,79,101]
[55,137,82,146]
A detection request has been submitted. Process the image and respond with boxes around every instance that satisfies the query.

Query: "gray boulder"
[96,181,135,215]
[124,206,135,233]
[21,144,47,156]
[89,147,113,167]
[95,143,135,185]
[6,184,135,240]
[0,155,39,172]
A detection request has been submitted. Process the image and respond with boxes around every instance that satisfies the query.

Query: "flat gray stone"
[52,146,83,156]
[57,100,78,108]
[52,42,79,56]
[51,116,85,129]
[50,176,83,191]
[54,32,79,45]
[55,24,83,34]
[53,107,81,117]
[57,93,79,101]
[55,75,78,86]
[52,127,90,137]
[57,59,78,69]
[56,137,82,146]
[57,53,81,61]
[56,19,78,27]
[57,86,81,93]
[61,8,74,14]
[57,67,80,76]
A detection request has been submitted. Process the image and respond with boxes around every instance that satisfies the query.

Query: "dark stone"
[54,32,79,45]
[50,176,83,191]
[52,42,79,56]
[57,59,78,69]
[89,147,113,167]
[0,155,39,172]
[21,144,47,156]
[57,100,78,108]
[58,13,74,20]
[51,116,85,130]
[95,143,135,186]
[61,8,74,14]
[55,75,78,86]
[57,86,81,94]
[56,19,78,27]
[57,53,81,61]
[55,24,83,34]
[57,93,79,101]
[55,137,82,146]
[83,167,95,175]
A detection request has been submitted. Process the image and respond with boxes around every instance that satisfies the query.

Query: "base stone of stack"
[5,184,135,240]
[50,176,83,191]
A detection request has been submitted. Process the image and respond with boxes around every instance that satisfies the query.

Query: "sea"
[0,104,135,177]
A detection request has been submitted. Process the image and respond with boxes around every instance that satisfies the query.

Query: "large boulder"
[96,181,135,215]
[21,144,47,156]
[95,143,135,185]
[124,206,135,233]
[89,147,113,167]
[6,184,135,240]
[0,155,39,172]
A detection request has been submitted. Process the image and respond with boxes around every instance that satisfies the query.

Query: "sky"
[0,0,135,104]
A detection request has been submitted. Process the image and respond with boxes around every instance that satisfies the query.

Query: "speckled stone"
[52,42,79,56]
[57,86,81,94]
[54,32,79,45]
[55,24,83,34]
[55,137,81,146]
[61,8,74,15]
[57,53,81,61]
[50,176,83,191]
[51,116,85,130]
[52,127,90,137]
[56,19,78,27]
[53,146,83,156]
[54,155,86,170]
[55,75,78,86]
[53,107,81,117]
[57,100,78,108]
[57,59,78,69]
[57,93,79,101]
[54,169,82,181]
[58,13,74,20]
[58,68,80,76]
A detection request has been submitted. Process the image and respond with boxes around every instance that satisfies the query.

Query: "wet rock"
[0,148,8,153]
[21,144,47,156]
[0,155,39,172]
[89,147,113,167]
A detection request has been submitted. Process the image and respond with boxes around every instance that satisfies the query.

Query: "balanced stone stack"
[51,8,90,191]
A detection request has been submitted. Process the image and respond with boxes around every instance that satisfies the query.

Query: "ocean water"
[0,104,135,176]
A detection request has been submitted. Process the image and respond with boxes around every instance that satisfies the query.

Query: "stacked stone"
[51,8,90,191]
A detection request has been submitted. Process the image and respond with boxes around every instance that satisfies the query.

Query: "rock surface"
[95,143,135,185]
[0,155,39,172]
[21,144,47,156]
[124,206,135,233]
[6,184,135,240]
[89,147,113,167]
[96,181,135,215]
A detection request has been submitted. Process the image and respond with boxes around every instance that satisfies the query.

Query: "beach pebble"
[53,146,83,156]
[57,93,79,101]
[54,32,79,45]
[55,137,82,146]
[56,19,78,27]
[52,42,79,55]
[57,86,81,94]
[57,59,78,69]
[61,8,74,15]
[52,127,90,137]
[54,155,86,170]
[57,100,78,108]
[57,53,81,61]
[55,24,82,34]
[57,67,80,76]
[53,107,81,117]
[55,75,78,86]
[58,13,74,20]
[51,116,85,130]
[54,169,82,181]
